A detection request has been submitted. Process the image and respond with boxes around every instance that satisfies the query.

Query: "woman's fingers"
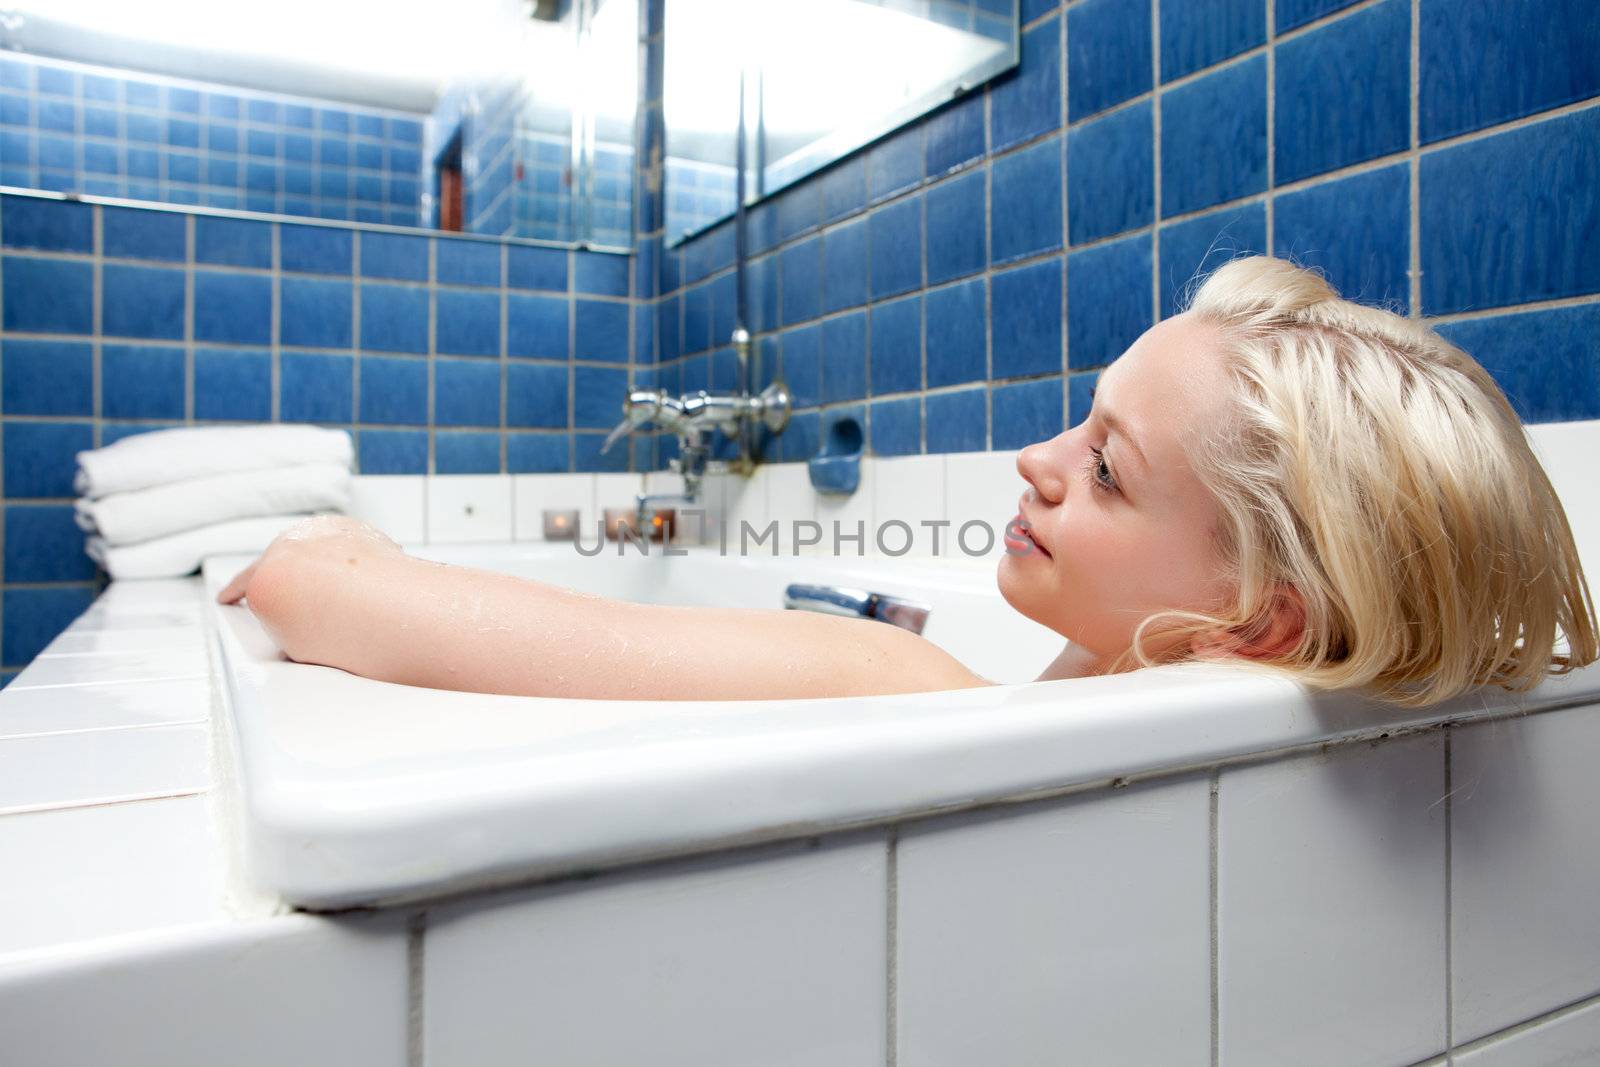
[216,559,261,604]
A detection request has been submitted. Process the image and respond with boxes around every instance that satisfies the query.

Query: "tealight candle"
[542,508,580,541]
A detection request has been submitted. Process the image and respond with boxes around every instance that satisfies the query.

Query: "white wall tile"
[511,473,595,541]
[44,626,203,655]
[944,450,1023,557]
[426,474,513,543]
[871,454,946,555]
[1526,420,1600,577]
[425,834,888,1067]
[897,777,1211,1067]
[0,913,407,1067]
[1452,706,1600,1042]
[766,461,817,525]
[722,464,772,552]
[1218,733,1448,1067]
[593,471,643,513]
[9,647,207,689]
[1454,997,1600,1066]
[346,474,426,544]
[0,795,226,955]
[0,723,208,815]
[0,678,209,739]
[813,456,874,557]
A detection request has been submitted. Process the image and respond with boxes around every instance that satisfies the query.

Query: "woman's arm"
[218,516,991,700]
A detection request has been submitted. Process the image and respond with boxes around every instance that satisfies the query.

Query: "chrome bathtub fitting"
[782,584,932,635]
[601,327,791,533]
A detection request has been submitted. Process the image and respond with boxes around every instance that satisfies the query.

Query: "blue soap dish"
[808,415,863,495]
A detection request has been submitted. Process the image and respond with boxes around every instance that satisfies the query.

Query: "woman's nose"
[1016,431,1072,505]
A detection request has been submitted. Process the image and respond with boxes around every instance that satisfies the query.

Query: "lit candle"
[542,508,580,541]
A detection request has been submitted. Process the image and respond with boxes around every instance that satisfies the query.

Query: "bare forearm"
[243,546,988,700]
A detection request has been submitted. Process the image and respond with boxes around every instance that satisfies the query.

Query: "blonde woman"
[219,256,1598,707]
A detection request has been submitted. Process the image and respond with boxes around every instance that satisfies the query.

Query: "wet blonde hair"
[1139,255,1597,706]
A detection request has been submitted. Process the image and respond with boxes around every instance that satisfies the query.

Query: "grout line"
[1264,0,1276,256]
[885,825,899,1067]
[1443,726,1454,1050]
[1409,0,1423,316]
[1150,0,1163,325]
[406,909,427,1067]
[1451,987,1600,1057]
[1210,770,1221,1067]
[184,212,195,421]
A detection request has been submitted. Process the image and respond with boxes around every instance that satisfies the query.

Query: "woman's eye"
[1084,446,1119,493]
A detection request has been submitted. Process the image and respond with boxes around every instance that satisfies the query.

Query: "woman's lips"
[1004,513,1051,558]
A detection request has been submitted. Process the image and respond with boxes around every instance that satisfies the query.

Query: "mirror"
[0,0,637,249]
[663,0,1018,246]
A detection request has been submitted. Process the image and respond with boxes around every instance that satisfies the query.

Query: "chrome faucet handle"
[600,388,682,454]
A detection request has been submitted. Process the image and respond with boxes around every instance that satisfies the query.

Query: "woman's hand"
[216,515,401,605]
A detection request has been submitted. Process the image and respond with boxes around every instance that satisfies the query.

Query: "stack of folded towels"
[74,424,354,580]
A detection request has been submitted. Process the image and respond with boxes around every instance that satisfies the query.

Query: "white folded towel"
[75,425,353,500]
[86,515,310,580]
[75,463,351,547]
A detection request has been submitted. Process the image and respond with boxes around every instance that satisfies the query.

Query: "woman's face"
[998,311,1237,661]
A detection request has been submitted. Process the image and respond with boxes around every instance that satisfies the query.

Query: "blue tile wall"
[649,0,1598,481]
[0,53,425,226]
[0,190,628,673]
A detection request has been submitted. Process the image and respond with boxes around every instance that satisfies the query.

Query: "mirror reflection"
[664,0,1017,245]
[0,0,637,249]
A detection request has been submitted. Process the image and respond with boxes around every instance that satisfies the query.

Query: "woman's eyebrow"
[1096,405,1148,473]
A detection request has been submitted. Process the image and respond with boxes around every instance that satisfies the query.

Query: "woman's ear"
[1193,583,1307,661]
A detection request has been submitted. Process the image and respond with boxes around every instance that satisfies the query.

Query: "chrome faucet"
[600,328,792,534]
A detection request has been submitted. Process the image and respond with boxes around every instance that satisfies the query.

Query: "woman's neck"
[1035,641,1109,682]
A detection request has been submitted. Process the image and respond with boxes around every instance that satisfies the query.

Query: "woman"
[219,257,1598,707]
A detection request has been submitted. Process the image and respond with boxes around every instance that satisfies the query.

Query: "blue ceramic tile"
[994,15,1062,150]
[38,99,76,135]
[821,157,867,223]
[3,587,96,665]
[167,86,200,114]
[1068,0,1150,121]
[284,103,314,128]
[2,257,91,334]
[1068,370,1100,427]
[772,182,823,243]
[992,258,1063,378]
[195,216,271,268]
[102,344,184,419]
[1420,107,1600,313]
[1436,303,1600,423]
[1160,55,1267,217]
[507,362,569,428]
[125,80,161,109]
[437,238,501,287]
[682,283,712,353]
[358,429,427,475]
[575,299,629,362]
[868,125,925,204]
[710,272,737,346]
[360,232,429,281]
[434,359,501,427]
[778,410,820,463]
[1274,163,1410,309]
[1160,0,1265,81]
[1275,0,1409,185]
[0,197,90,253]
[781,324,822,408]
[992,377,1063,449]
[870,194,923,300]
[319,109,350,134]
[870,396,921,456]
[505,243,569,289]
[925,92,988,177]
[165,118,200,149]
[1067,101,1153,245]
[194,272,271,344]
[2,340,91,416]
[925,388,987,453]
[991,136,1063,265]
[1067,234,1152,368]
[101,423,181,447]
[6,505,95,581]
[870,293,922,395]
[84,106,118,139]
[507,432,570,473]
[633,304,656,365]
[711,346,739,391]
[822,311,868,404]
[280,353,353,423]
[573,365,628,429]
[746,253,779,334]
[280,225,354,274]
[280,277,353,348]
[1421,0,1600,144]
[435,432,501,474]
[358,356,427,425]
[573,431,629,473]
[194,348,271,421]
[926,278,988,388]
[1276,0,1363,33]
[2,421,91,497]
[822,218,869,314]
[435,290,501,356]
[359,283,428,354]
[926,169,986,285]
[657,294,681,361]
[507,294,569,359]
[101,264,185,340]
[574,251,629,296]
[1158,201,1268,317]
[780,236,822,326]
